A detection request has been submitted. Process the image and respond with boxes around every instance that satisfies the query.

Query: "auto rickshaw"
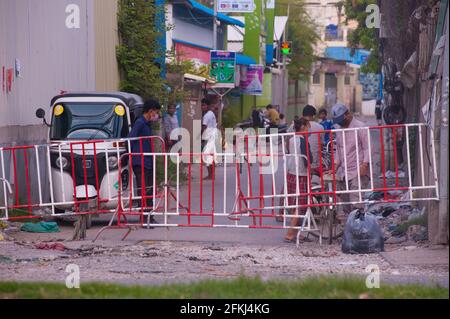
[35,92,146,227]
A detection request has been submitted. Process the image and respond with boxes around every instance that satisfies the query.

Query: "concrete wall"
[0,0,96,144]
[308,67,362,112]
[308,73,325,108]
[94,0,120,91]
[0,0,122,208]
[0,0,122,145]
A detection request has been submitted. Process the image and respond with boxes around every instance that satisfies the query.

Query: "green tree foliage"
[275,0,320,81]
[343,0,379,73]
[117,0,168,101]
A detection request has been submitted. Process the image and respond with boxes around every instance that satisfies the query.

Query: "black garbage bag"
[342,210,384,254]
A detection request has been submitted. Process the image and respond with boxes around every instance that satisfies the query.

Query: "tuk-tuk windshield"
[50,103,128,140]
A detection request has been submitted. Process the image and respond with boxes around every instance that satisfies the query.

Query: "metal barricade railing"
[0,136,165,221]
[0,123,440,245]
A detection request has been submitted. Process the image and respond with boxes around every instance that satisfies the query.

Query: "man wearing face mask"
[330,103,370,219]
[128,99,162,226]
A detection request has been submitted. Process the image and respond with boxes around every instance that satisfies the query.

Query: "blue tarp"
[236,54,256,66]
[325,47,371,65]
[187,0,245,27]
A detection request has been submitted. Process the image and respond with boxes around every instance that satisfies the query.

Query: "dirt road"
[0,226,448,288]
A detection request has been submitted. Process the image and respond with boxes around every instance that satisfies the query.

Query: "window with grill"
[313,72,321,84]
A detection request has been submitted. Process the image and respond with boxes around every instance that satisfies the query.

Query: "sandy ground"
[0,227,448,288]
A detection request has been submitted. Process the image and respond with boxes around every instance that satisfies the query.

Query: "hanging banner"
[210,50,236,88]
[217,0,256,13]
[240,64,263,95]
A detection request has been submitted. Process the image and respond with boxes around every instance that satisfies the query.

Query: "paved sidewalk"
[381,245,449,266]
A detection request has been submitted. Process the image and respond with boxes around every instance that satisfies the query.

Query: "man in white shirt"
[201,98,218,180]
[302,105,325,181]
[331,103,370,217]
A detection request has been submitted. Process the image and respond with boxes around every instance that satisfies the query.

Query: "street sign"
[240,64,263,95]
[210,50,236,88]
[217,0,256,13]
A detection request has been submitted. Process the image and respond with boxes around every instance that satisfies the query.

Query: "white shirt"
[287,135,309,176]
[335,118,370,180]
[202,110,217,140]
[309,121,325,168]
[163,114,179,140]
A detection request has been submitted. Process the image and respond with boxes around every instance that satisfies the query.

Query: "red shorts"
[286,174,308,213]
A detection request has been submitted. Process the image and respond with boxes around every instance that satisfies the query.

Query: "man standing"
[331,103,370,217]
[163,103,179,149]
[201,98,218,180]
[128,99,162,225]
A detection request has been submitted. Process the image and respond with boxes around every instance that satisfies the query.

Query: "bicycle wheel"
[310,202,345,242]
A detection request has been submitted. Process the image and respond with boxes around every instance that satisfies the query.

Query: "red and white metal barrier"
[0,123,439,243]
[0,136,165,221]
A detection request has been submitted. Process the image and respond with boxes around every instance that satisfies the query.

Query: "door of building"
[325,73,338,108]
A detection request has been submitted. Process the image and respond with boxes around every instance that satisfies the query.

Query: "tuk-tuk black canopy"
[50,92,144,112]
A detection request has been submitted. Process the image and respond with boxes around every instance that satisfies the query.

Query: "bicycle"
[308,175,344,244]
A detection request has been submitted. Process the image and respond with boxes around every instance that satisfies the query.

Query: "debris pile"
[364,191,428,244]
[0,220,12,241]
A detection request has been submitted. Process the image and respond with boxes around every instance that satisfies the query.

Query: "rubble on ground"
[364,191,428,244]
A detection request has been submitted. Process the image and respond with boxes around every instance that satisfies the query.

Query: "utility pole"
[281,3,290,113]
[213,0,217,50]
[437,11,449,244]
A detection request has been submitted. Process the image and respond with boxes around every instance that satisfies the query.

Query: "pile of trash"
[0,220,22,241]
[341,190,428,254]
[342,209,384,254]
[364,191,428,244]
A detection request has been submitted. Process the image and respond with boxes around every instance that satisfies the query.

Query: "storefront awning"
[184,73,216,84]
[236,54,256,66]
